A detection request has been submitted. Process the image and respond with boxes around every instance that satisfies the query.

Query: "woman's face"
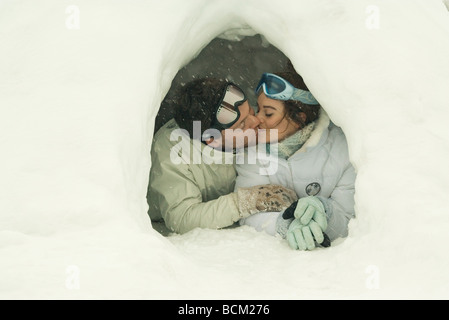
[256,93,300,142]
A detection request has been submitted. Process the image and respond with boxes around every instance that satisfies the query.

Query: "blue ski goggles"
[255,73,319,105]
[212,83,247,130]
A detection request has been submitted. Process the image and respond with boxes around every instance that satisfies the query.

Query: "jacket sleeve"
[319,161,356,241]
[148,130,241,234]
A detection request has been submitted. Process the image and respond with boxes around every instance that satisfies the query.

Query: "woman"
[235,68,356,251]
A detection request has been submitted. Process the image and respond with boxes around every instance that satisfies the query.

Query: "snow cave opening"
[153,33,290,134]
[147,32,353,238]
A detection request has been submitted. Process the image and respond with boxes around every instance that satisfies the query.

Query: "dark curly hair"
[274,61,320,128]
[173,78,228,138]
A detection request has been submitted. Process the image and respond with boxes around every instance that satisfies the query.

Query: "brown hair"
[173,78,228,137]
[274,61,320,128]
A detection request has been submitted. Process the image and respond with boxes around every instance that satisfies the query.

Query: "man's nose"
[245,114,260,129]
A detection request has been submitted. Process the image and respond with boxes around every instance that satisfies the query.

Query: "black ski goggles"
[211,83,247,130]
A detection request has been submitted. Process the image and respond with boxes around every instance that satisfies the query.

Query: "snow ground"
[1,0,449,300]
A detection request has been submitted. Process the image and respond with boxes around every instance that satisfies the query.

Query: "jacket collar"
[181,129,236,165]
[296,107,330,153]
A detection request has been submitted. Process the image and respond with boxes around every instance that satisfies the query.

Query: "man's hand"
[236,184,298,218]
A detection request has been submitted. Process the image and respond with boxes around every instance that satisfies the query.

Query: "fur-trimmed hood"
[297,107,330,153]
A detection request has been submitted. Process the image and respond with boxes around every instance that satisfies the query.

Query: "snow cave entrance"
[153,33,290,134]
[148,32,342,236]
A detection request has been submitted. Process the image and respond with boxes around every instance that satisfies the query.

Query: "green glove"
[294,196,327,232]
[286,218,325,250]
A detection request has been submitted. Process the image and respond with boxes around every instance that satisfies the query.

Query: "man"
[147,78,297,234]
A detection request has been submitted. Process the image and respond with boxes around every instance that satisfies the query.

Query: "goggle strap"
[256,73,319,105]
[291,88,320,105]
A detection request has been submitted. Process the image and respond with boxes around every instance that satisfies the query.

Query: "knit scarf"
[267,122,315,159]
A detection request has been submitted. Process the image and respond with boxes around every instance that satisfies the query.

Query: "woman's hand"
[283,197,330,250]
[292,196,327,231]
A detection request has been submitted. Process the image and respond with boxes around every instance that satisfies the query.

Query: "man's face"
[207,101,261,151]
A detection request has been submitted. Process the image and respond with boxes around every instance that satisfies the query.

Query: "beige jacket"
[147,119,240,234]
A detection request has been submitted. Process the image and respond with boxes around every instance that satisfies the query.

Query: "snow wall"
[1,0,449,299]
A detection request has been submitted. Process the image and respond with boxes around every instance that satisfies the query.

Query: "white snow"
[1,0,449,299]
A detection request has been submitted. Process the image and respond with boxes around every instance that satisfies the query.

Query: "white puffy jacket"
[235,109,356,241]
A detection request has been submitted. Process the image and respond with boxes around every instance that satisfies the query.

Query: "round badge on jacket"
[305,182,321,196]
